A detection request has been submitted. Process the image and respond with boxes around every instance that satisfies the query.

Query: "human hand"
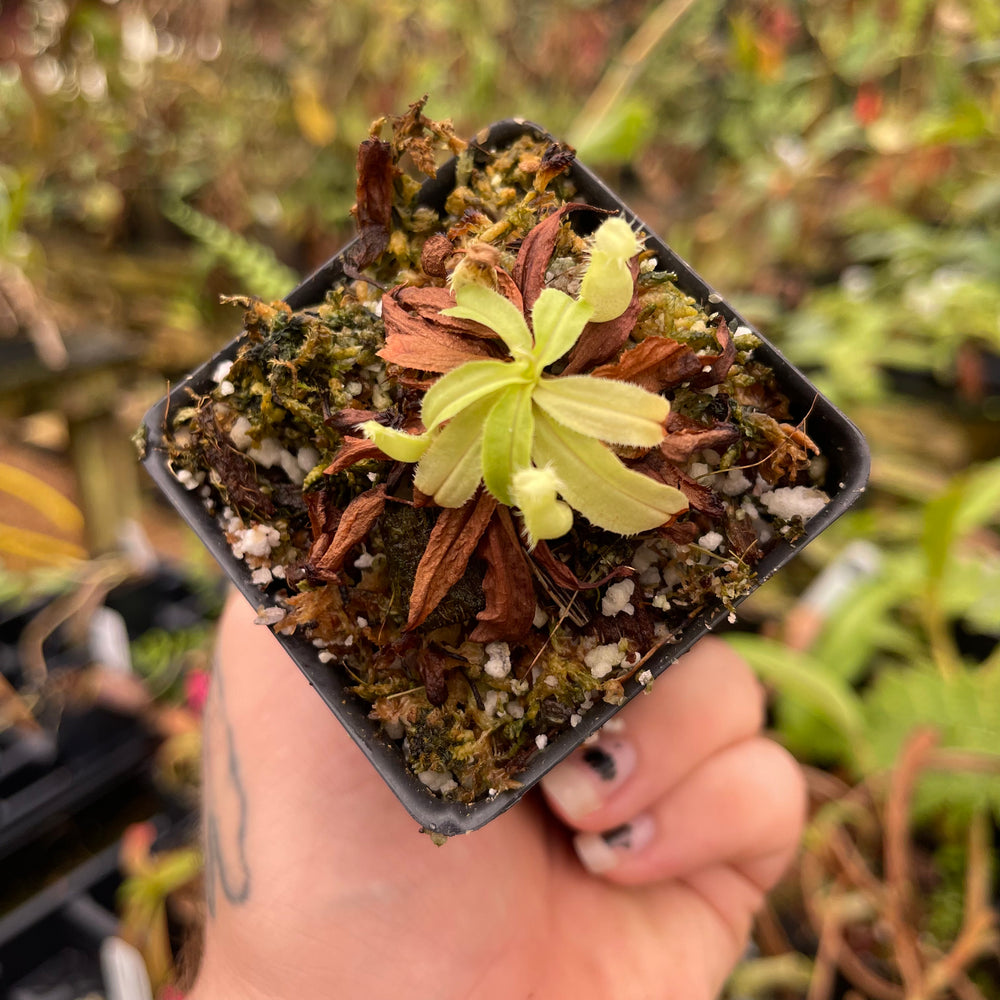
[188,591,805,1000]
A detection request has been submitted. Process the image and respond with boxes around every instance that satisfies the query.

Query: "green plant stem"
[923,591,963,679]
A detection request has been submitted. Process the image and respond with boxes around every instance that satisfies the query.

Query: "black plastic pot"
[0,811,190,998]
[140,119,870,836]
[0,605,153,861]
[0,567,219,859]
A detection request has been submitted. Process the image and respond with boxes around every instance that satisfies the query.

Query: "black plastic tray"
[0,568,219,859]
[141,119,870,836]
[0,811,189,998]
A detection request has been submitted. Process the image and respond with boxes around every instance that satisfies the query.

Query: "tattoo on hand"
[203,659,251,919]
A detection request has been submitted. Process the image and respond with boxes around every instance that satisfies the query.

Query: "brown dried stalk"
[793,730,1000,1000]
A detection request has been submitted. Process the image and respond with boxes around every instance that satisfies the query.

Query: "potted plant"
[141,102,869,836]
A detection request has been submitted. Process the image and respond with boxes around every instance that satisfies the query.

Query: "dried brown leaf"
[379,286,501,373]
[470,507,536,643]
[304,486,341,540]
[634,450,725,518]
[660,412,740,464]
[191,406,276,518]
[513,202,592,311]
[406,491,497,631]
[421,234,455,277]
[415,647,454,706]
[349,138,394,270]
[689,317,736,389]
[531,542,636,592]
[590,336,704,391]
[323,435,390,476]
[311,484,388,577]
[725,510,761,564]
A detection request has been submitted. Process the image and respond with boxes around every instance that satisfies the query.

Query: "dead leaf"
[349,138,394,271]
[725,510,761,563]
[304,485,341,540]
[689,317,736,388]
[323,435,390,476]
[513,203,593,312]
[311,484,388,577]
[470,507,536,642]
[634,450,724,518]
[379,286,502,373]
[421,234,455,277]
[406,491,497,631]
[660,412,740,464]
[531,541,636,592]
[192,405,276,518]
[414,647,455,706]
[590,336,704,391]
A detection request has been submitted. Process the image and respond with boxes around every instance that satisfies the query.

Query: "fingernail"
[540,737,637,820]
[574,814,656,875]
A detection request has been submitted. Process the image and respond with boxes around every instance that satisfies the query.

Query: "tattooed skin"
[203,659,251,918]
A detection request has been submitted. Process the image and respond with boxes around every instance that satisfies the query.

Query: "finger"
[572,736,806,887]
[540,637,764,830]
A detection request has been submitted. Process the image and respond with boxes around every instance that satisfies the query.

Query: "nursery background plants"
[1,0,999,996]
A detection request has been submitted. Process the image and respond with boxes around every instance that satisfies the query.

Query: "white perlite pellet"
[601,579,635,617]
[535,734,548,750]
[297,446,320,472]
[418,770,458,794]
[584,642,626,679]
[232,523,281,558]
[254,606,286,626]
[484,641,512,679]
[718,469,752,496]
[759,486,829,521]
[698,531,724,552]
[247,437,283,469]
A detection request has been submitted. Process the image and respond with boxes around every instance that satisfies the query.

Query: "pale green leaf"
[481,384,534,506]
[421,358,529,431]
[361,422,431,463]
[442,283,534,358]
[531,410,686,535]
[923,479,966,587]
[530,288,594,368]
[413,396,493,507]
[532,375,668,447]
[724,633,868,770]
[955,458,1000,534]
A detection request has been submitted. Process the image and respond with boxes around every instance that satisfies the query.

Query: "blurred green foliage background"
[2,1,1000,994]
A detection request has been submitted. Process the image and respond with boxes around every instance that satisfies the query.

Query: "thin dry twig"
[569,0,700,153]
[884,727,939,995]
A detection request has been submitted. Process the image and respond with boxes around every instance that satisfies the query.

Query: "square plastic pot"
[140,119,870,836]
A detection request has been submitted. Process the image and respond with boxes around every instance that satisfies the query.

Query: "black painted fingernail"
[575,814,656,874]
[541,737,636,820]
